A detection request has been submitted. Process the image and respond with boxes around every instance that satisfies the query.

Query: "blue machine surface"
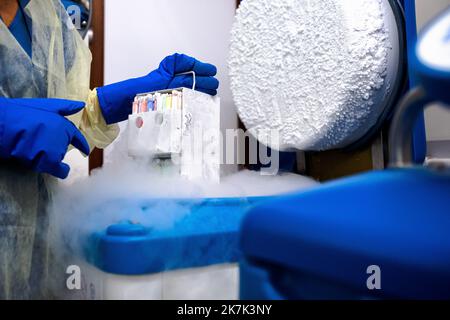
[413,7,450,102]
[84,197,271,275]
[402,0,428,164]
[240,168,450,299]
[239,3,450,301]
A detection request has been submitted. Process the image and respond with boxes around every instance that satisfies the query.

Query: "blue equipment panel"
[402,0,428,163]
[240,168,450,299]
[84,197,271,275]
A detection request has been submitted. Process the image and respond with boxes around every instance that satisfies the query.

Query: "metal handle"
[176,71,196,90]
[389,87,432,167]
[87,29,94,45]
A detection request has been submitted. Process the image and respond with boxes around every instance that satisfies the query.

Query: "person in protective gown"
[0,0,219,299]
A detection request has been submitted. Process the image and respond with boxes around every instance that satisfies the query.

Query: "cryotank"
[229,0,407,151]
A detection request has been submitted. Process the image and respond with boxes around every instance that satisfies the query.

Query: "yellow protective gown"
[0,0,118,299]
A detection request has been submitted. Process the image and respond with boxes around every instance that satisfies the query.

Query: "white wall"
[415,0,450,142]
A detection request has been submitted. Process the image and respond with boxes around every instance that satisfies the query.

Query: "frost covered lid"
[230,0,403,151]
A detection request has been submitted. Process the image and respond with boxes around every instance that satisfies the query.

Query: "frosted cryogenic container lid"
[230,0,404,151]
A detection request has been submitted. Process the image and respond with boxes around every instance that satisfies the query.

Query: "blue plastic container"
[239,168,450,300]
[84,196,271,276]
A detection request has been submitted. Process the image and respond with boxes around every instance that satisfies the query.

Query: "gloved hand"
[97,53,219,124]
[0,98,90,179]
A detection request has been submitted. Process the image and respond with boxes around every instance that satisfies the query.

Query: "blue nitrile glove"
[0,98,90,179]
[97,53,219,124]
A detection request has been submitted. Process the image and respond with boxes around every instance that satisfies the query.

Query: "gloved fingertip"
[211,77,220,90]
[71,127,91,155]
[39,162,70,179]
[197,76,220,90]
[54,162,71,179]
[58,100,86,116]
[193,61,217,76]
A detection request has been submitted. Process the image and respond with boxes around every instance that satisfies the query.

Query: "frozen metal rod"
[389,87,432,168]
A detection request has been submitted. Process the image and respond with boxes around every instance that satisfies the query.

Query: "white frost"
[229,0,393,150]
